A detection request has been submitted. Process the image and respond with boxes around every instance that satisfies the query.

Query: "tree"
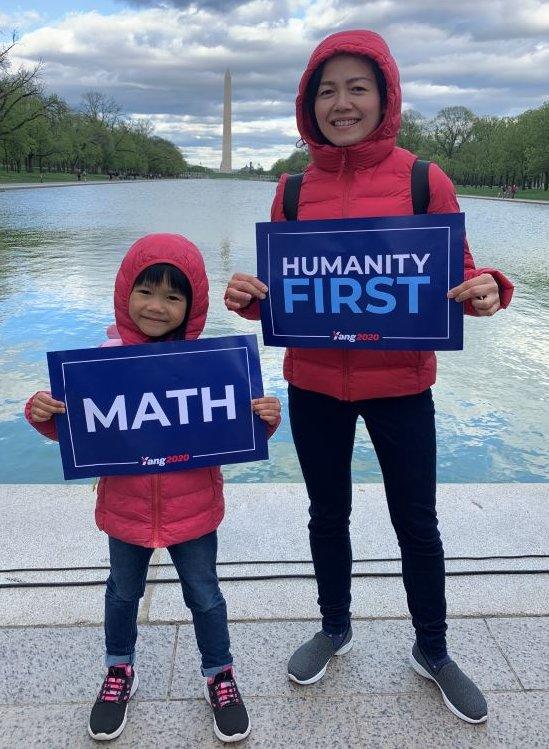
[0,35,59,141]
[398,109,427,154]
[80,91,123,129]
[270,148,310,176]
[519,104,549,189]
[0,32,15,71]
[431,106,476,160]
[145,136,187,176]
[453,116,503,186]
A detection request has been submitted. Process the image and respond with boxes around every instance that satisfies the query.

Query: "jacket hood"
[296,29,402,171]
[113,233,209,345]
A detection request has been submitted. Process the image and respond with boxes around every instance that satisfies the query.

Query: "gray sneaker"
[288,626,353,685]
[410,643,488,723]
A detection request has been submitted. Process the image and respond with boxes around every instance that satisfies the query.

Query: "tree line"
[2,35,546,186]
[0,37,186,177]
[270,104,549,190]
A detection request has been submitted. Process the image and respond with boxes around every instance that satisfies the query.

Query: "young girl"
[224,30,514,725]
[25,233,281,743]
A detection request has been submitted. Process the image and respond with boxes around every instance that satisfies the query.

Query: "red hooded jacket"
[239,29,514,401]
[25,234,279,548]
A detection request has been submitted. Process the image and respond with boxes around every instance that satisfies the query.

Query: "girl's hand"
[252,396,281,425]
[30,392,66,422]
[224,273,268,311]
[447,273,501,316]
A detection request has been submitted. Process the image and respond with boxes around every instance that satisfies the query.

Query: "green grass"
[456,185,548,201]
[0,170,109,184]
[0,169,277,184]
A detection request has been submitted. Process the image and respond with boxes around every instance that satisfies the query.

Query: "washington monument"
[219,69,232,172]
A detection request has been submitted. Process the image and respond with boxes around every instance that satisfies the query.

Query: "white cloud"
[9,1,549,168]
[0,10,43,31]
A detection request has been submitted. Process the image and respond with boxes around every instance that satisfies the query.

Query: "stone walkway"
[0,483,547,747]
[1,616,547,748]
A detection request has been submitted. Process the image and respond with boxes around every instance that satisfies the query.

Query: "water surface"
[0,180,547,483]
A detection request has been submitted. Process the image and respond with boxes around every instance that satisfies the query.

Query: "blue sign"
[256,213,464,350]
[47,335,268,480]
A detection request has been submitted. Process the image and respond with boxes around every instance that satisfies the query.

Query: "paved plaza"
[0,483,547,748]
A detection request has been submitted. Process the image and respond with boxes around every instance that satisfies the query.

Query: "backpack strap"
[411,159,431,214]
[282,172,304,221]
[282,163,429,219]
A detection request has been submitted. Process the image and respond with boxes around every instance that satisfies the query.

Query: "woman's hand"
[224,273,268,311]
[30,392,66,422]
[447,273,501,316]
[252,396,281,425]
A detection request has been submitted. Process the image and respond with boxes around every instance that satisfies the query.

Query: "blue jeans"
[105,531,232,676]
[289,384,447,663]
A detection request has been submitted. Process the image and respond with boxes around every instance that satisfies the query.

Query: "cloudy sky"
[4,0,549,168]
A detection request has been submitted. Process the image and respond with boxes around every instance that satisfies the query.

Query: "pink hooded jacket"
[26,234,279,548]
[239,29,514,401]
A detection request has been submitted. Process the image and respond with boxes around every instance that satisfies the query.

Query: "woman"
[224,29,513,724]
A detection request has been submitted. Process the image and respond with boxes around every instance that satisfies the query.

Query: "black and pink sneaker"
[204,666,251,742]
[88,664,139,741]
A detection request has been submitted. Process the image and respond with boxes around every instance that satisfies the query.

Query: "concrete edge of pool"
[0,482,546,626]
[1,180,549,204]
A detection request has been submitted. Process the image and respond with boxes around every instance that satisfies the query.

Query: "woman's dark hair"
[304,54,387,144]
[133,262,193,340]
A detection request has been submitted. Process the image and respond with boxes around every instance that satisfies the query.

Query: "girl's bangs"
[134,263,190,295]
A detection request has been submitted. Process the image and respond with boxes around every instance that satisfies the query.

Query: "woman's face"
[313,54,383,147]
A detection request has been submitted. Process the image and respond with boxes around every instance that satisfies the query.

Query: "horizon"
[4,0,549,169]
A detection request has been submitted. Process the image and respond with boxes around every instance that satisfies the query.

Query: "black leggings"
[288,383,447,660]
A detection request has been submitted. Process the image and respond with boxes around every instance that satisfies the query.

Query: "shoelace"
[209,675,241,709]
[99,667,132,703]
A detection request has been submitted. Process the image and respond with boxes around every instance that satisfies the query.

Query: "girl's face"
[314,54,383,147]
[129,279,188,338]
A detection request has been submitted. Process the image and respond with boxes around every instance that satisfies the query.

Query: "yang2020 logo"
[140,453,190,468]
[331,331,381,344]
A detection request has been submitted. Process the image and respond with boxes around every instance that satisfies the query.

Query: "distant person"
[76,168,81,181]
[225,28,514,725]
[497,184,506,198]
[25,234,281,743]
[511,184,517,198]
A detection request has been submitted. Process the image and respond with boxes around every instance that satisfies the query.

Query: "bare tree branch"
[80,91,124,129]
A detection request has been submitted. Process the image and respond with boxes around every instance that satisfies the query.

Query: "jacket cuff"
[463,267,514,315]
[266,414,281,439]
[479,267,514,309]
[24,392,59,441]
[236,298,261,321]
